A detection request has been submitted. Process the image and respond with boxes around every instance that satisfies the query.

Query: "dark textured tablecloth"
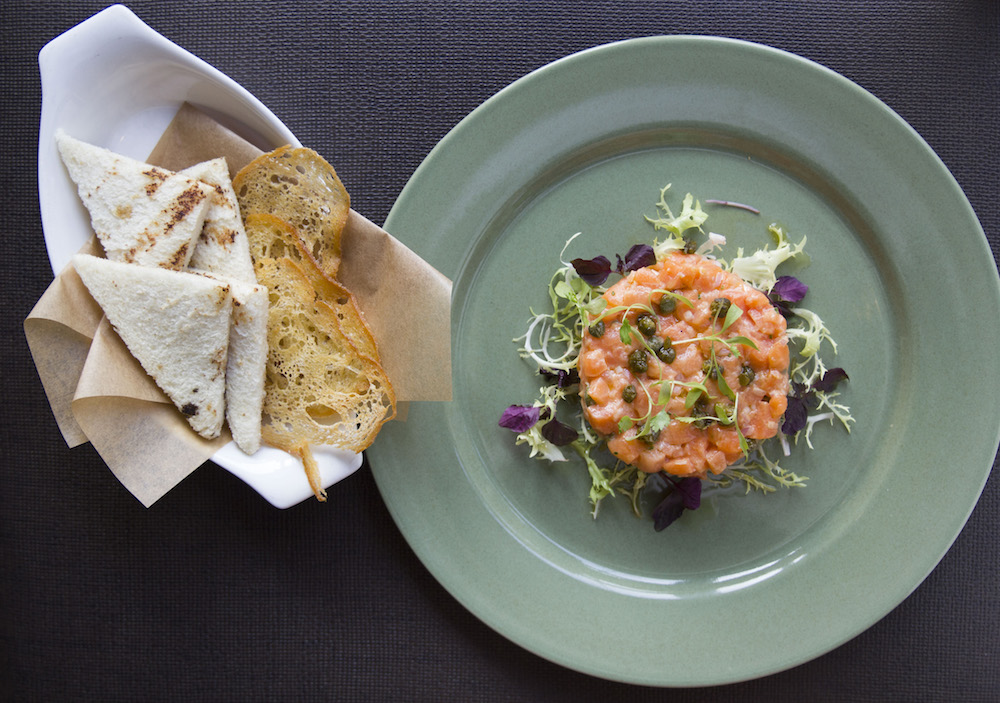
[3,1,998,700]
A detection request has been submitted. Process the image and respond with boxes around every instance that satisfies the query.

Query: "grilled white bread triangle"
[56,130,213,270]
[181,158,257,283]
[72,253,233,439]
[180,159,266,453]
[209,275,268,455]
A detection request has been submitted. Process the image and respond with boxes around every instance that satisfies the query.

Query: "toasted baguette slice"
[233,146,349,279]
[210,275,268,455]
[254,255,395,499]
[56,130,213,269]
[181,158,257,283]
[243,213,380,361]
[72,254,233,439]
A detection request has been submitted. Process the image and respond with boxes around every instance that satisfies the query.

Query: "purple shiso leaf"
[540,418,579,446]
[571,255,613,286]
[790,380,809,399]
[615,244,656,275]
[499,405,540,433]
[652,490,685,531]
[782,368,850,434]
[769,275,809,318]
[771,275,809,303]
[675,477,702,511]
[781,395,810,435]
[652,477,703,531]
[813,367,849,393]
[572,245,656,286]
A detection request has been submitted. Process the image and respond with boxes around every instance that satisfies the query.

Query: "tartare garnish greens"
[500,186,852,531]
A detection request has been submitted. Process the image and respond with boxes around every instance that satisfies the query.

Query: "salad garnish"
[500,186,853,530]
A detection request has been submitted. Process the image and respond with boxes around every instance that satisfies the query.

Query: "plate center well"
[448,131,897,593]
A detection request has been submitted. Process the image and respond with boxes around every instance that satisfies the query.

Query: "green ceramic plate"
[369,36,1000,686]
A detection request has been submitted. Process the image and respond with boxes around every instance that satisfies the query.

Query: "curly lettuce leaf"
[645,184,709,257]
[729,224,808,291]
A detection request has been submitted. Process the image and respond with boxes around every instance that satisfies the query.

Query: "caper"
[683,238,698,254]
[701,358,718,379]
[656,343,676,364]
[622,384,637,403]
[710,297,732,319]
[738,363,756,386]
[692,416,713,429]
[628,349,648,375]
[657,295,677,315]
[692,397,712,428]
[636,313,657,337]
[588,320,605,338]
[640,429,660,446]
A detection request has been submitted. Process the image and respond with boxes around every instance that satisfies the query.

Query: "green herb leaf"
[646,410,672,435]
[619,318,633,344]
[684,387,703,409]
[721,303,743,332]
[716,370,736,401]
[723,335,759,351]
[584,298,607,316]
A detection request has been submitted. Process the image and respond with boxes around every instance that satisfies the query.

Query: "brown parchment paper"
[24,103,452,506]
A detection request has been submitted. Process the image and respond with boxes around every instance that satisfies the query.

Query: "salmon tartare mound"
[578,252,790,478]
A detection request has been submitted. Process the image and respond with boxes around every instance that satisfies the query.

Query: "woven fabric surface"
[2,1,998,700]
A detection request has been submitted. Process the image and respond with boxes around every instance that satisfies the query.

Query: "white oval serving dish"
[37,4,363,507]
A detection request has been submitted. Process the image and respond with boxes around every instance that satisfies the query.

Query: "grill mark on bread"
[142,167,170,195]
[163,185,208,234]
[211,345,227,381]
[125,228,158,263]
[214,227,238,246]
[167,244,189,269]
